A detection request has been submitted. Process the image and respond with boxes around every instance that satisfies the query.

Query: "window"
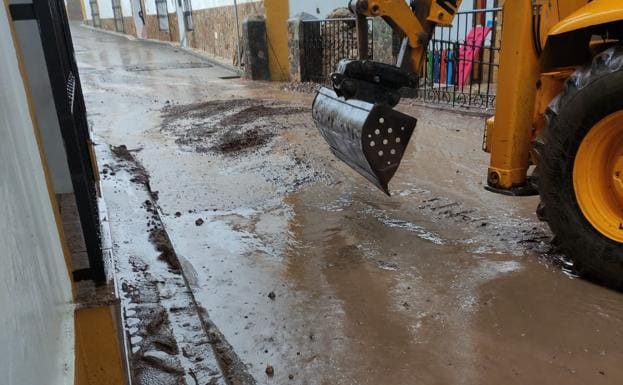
[182,0,193,31]
[111,0,124,33]
[155,0,169,31]
[89,0,101,28]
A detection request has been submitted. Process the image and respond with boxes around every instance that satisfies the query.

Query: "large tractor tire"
[541,47,623,290]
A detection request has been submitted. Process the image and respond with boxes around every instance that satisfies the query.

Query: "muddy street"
[73,25,623,385]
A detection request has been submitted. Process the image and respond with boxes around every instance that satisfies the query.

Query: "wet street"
[73,24,623,385]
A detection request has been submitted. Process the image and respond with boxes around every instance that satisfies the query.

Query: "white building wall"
[144,0,157,15]
[1,5,75,385]
[143,0,259,16]
[84,0,93,21]
[289,0,341,18]
[99,0,114,18]
[144,0,177,15]
[190,0,259,11]
[121,0,133,17]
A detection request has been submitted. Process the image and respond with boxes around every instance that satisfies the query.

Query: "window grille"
[156,0,169,31]
[182,0,193,31]
[89,0,100,28]
[111,0,124,33]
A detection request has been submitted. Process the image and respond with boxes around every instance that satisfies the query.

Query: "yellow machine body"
[485,0,541,190]
[549,0,623,36]
[487,0,623,191]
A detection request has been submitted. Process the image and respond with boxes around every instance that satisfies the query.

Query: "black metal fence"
[417,7,502,110]
[301,18,374,83]
[300,7,502,111]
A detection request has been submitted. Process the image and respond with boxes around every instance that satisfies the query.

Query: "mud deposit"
[108,145,253,385]
[161,99,308,154]
[282,82,322,95]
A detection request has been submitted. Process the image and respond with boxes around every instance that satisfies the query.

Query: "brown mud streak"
[150,225,182,271]
[111,145,256,385]
[282,81,322,94]
[120,264,185,384]
[111,145,153,193]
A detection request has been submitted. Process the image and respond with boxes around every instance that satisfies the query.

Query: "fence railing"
[301,18,374,83]
[299,7,502,111]
[417,7,502,110]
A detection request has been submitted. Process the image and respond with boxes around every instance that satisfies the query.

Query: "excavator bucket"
[312,87,417,195]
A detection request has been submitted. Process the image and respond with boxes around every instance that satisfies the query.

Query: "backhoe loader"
[312,0,623,290]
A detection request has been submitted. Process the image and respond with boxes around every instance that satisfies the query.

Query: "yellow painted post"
[79,0,88,21]
[487,0,540,189]
[75,305,127,385]
[264,0,289,81]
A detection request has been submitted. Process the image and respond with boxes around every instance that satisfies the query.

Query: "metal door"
[12,0,107,284]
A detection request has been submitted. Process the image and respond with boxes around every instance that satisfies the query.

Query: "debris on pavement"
[282,82,321,94]
[160,99,308,156]
[106,144,253,385]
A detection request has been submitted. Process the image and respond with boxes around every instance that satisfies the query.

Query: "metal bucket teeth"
[312,87,417,195]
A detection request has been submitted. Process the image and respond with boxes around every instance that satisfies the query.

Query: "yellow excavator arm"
[312,0,462,194]
[350,0,462,75]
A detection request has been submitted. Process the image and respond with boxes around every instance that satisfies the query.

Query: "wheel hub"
[612,155,623,202]
[574,110,623,242]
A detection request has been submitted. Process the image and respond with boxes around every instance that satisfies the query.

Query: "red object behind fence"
[458,26,493,89]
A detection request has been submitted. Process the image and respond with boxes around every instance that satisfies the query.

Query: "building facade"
[80,0,293,79]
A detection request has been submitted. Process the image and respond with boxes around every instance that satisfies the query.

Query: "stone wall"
[185,1,265,66]
[123,16,137,37]
[143,13,175,42]
[242,17,269,80]
[372,18,394,65]
[100,18,116,32]
[169,12,180,44]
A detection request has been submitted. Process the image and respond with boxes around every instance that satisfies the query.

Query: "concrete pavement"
[74,24,623,385]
